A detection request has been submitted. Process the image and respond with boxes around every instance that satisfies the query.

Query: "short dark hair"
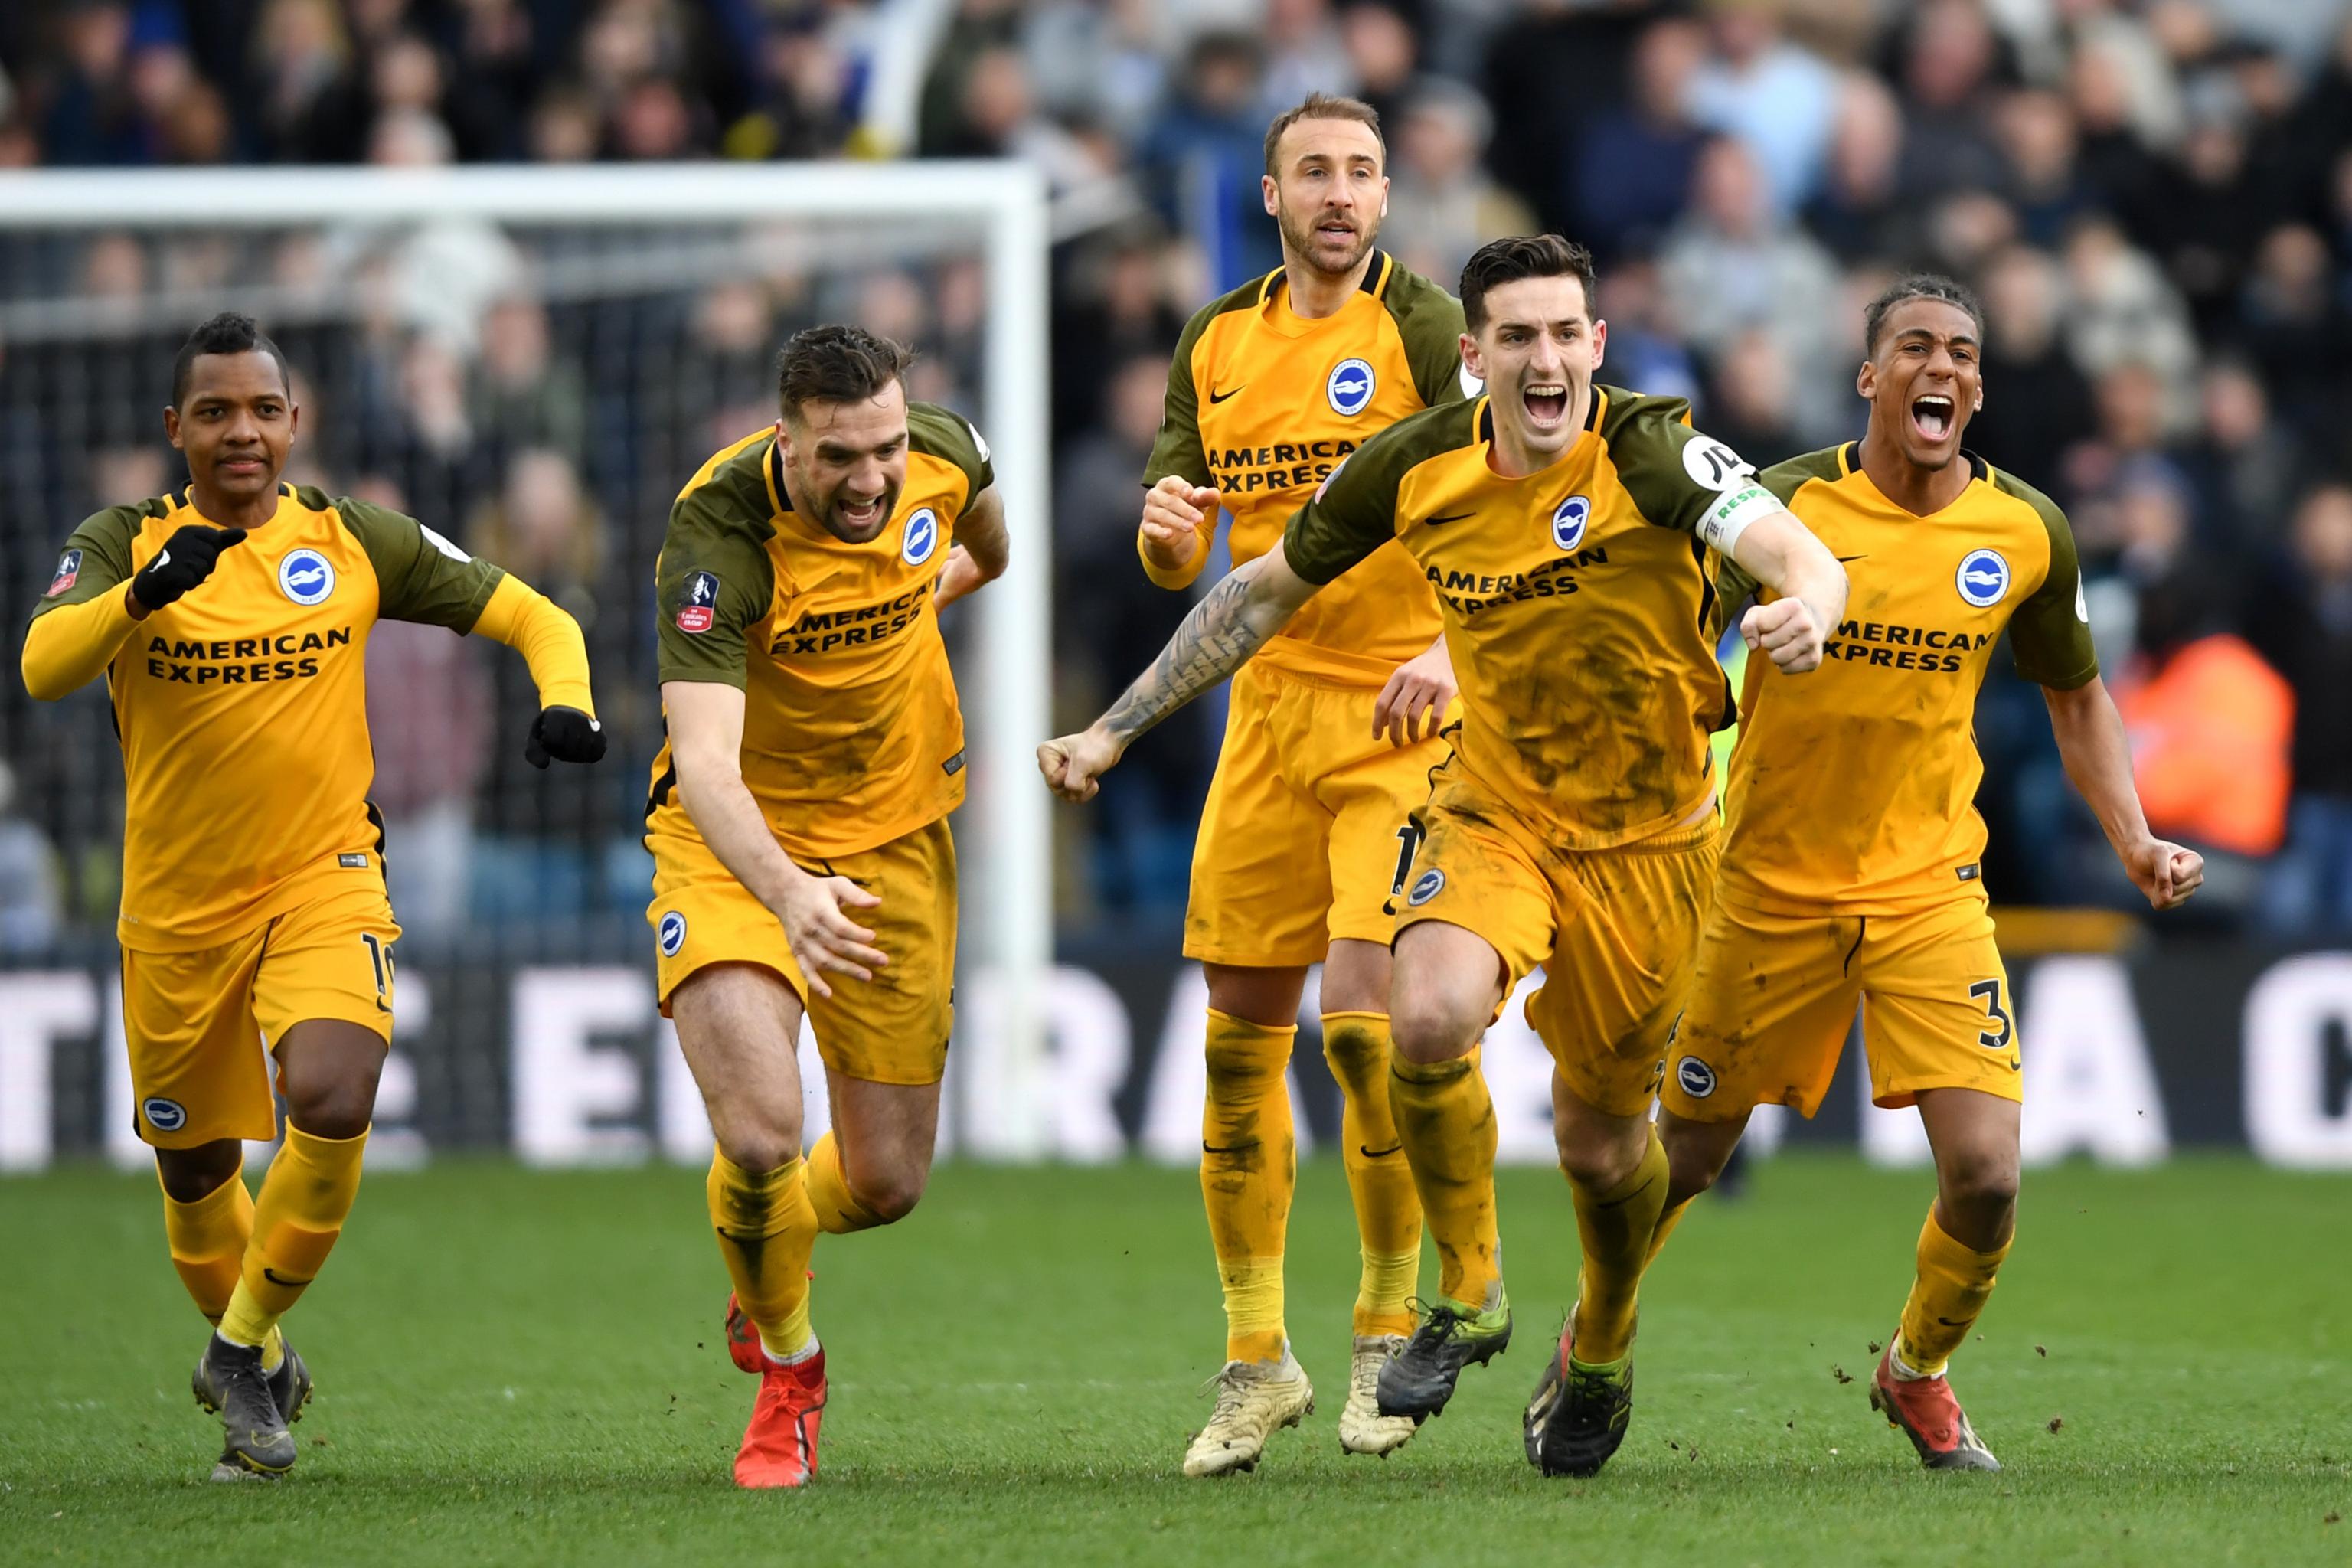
[1263,93,1383,178]
[1863,274,1986,355]
[1459,235,1599,332]
[172,312,290,409]
[775,324,915,420]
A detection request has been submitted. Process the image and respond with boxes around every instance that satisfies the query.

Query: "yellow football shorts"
[1661,894,2023,1122]
[120,881,400,1148]
[1397,765,1720,1117]
[1186,659,1452,967]
[649,815,957,1086]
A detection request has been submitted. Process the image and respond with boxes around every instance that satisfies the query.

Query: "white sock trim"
[763,1334,820,1367]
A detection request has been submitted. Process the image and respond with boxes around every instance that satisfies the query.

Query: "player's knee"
[282,1065,381,1141]
[858,1168,926,1223]
[155,1141,244,1203]
[714,1125,802,1176]
[1663,1137,1731,1202]
[1390,991,1478,1065]
[1321,1015,1387,1084]
[1555,1126,1645,1193]
[1204,1031,1286,1101]
[1939,1149,2019,1224]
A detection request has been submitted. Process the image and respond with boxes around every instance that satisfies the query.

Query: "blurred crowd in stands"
[2,0,2351,949]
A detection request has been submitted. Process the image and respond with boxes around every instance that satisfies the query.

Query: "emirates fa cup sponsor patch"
[45,549,83,597]
[677,570,719,633]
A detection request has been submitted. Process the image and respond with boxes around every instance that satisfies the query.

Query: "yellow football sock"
[707,1150,818,1360]
[1322,1012,1423,1337]
[1389,1050,1500,1312]
[805,1132,887,1235]
[1894,1206,2011,1375]
[1645,1195,1696,1266]
[217,1124,367,1351]
[159,1166,286,1372]
[1200,1010,1297,1364]
[1567,1129,1669,1365]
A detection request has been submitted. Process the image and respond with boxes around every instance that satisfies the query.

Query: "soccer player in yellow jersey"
[1135,93,1472,1475]
[1651,276,2203,1472]
[645,325,1006,1488]
[19,313,603,1481]
[1043,237,1848,1478]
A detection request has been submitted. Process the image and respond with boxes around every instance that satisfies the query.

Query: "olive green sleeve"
[654,484,778,688]
[337,497,506,631]
[1384,263,1471,409]
[1999,472,2100,690]
[1280,406,1459,585]
[1601,390,1776,539]
[1140,301,1219,492]
[906,402,995,501]
[28,503,146,618]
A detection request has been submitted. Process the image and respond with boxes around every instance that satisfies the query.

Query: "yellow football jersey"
[1285,387,1756,850]
[1713,443,2098,916]
[28,485,507,950]
[1142,250,1467,682]
[645,404,992,860]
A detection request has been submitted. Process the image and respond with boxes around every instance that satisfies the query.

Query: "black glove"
[130,524,247,612]
[525,706,606,768]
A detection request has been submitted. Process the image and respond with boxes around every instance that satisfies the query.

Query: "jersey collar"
[1837,441,1991,516]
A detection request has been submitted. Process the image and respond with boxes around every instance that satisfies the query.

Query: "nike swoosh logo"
[1424,511,1475,527]
[1201,1141,1257,1155]
[1210,385,1244,404]
[263,1268,312,1289]
[1835,554,1867,564]
[1359,1144,1403,1159]
[1936,1316,1970,1328]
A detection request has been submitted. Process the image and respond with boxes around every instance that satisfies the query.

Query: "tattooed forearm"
[1100,564,1292,743]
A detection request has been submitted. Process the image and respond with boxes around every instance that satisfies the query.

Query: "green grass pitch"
[2,1155,2346,1566]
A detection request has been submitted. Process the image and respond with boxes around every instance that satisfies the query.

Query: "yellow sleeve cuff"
[21,587,140,701]
[1137,525,1210,590]
[472,574,596,716]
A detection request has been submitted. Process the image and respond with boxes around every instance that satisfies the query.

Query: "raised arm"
[471,574,605,766]
[1038,541,1320,800]
[2043,675,2203,910]
[1726,509,1848,674]
[664,678,887,998]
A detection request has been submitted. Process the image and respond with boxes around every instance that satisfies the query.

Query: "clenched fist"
[1741,596,1830,673]
[1140,475,1219,575]
[1037,725,1123,802]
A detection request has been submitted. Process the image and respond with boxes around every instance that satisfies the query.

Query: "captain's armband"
[1694,482,1781,555]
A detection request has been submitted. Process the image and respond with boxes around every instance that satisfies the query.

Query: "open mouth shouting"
[1910,394,1956,443]
[1522,379,1570,431]
[836,491,889,534]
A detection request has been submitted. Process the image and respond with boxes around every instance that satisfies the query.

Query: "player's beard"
[818,478,901,543]
[1277,201,1377,280]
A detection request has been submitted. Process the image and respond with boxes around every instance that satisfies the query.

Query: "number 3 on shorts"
[1967,978,2011,1050]
[1389,821,1426,897]
[361,932,395,1002]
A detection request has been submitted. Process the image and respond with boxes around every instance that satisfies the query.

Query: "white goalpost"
[0,162,1054,1157]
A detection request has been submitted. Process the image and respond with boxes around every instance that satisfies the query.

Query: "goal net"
[0,164,1053,1165]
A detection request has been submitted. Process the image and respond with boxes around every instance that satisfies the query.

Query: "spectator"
[1700,328,1806,470]
[2255,484,2352,934]
[1995,87,2095,250]
[1258,0,1353,119]
[2171,358,2305,550]
[1381,82,1536,289]
[1338,4,1417,133]
[360,473,492,944]
[472,295,588,465]
[1686,0,1838,216]
[2060,217,2197,392]
[1135,32,1277,288]
[1975,244,2098,489]
[1480,0,1651,237]
[1889,0,2008,199]
[1592,256,1700,408]
[2235,224,2352,448]
[38,0,140,165]
[0,761,61,956]
[1802,71,1909,263]
[1052,228,1187,444]
[1659,136,1844,442]
[1568,18,1708,263]
[1054,353,1214,915]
